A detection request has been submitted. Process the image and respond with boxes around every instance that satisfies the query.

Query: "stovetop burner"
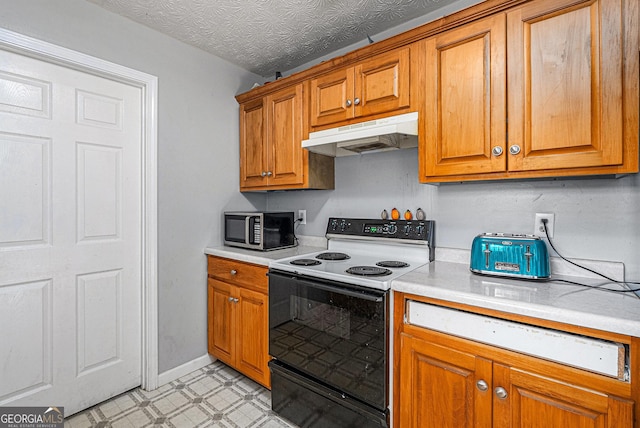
[316,252,351,261]
[290,259,322,266]
[346,266,393,276]
[376,260,410,268]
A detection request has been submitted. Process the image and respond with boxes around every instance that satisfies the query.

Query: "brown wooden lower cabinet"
[394,292,637,427]
[207,256,270,388]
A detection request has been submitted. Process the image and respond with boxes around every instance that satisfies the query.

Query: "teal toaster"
[470,233,550,279]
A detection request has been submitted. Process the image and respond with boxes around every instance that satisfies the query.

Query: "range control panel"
[326,217,435,245]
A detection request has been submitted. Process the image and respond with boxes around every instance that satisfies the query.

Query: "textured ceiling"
[86,0,459,77]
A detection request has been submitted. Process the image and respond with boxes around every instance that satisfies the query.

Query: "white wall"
[268,149,640,280]
[0,0,266,373]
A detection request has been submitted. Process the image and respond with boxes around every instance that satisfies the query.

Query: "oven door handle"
[302,280,384,302]
[268,271,385,302]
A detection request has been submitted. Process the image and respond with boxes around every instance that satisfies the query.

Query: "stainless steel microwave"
[224,212,296,251]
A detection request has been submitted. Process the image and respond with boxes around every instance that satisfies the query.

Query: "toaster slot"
[524,245,532,272]
[483,243,491,268]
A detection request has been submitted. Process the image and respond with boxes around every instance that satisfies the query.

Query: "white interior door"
[0,48,142,416]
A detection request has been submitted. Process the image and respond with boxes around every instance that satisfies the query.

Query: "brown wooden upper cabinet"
[239,83,334,191]
[310,47,411,128]
[420,0,638,183]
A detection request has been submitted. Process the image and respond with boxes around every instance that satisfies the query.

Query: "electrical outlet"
[534,213,554,238]
[298,209,307,225]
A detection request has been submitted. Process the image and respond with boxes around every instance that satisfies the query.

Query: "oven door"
[268,269,388,410]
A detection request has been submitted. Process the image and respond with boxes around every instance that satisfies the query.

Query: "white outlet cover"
[534,213,554,238]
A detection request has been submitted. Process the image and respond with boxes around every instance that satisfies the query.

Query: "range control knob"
[387,224,397,235]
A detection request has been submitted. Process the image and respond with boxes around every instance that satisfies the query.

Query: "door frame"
[0,28,160,390]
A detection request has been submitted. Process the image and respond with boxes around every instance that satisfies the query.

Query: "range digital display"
[364,223,389,234]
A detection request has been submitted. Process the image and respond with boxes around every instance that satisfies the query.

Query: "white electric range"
[269,217,435,290]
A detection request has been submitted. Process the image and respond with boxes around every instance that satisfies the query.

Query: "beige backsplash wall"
[266,148,640,279]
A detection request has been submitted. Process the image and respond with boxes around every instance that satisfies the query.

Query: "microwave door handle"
[245,216,251,244]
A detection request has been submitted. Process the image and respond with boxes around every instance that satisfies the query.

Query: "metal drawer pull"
[354,97,361,105]
[346,99,352,107]
[495,387,508,399]
[261,171,267,177]
[476,380,488,391]
[509,145,521,155]
[492,146,503,157]
[230,269,237,275]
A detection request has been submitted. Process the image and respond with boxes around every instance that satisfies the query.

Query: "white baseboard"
[157,354,216,387]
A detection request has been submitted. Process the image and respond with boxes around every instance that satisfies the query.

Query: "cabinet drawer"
[207,256,268,292]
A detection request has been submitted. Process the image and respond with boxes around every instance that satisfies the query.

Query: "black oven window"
[294,296,351,340]
[269,273,387,409]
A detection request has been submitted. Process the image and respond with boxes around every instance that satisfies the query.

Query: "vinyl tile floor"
[65,360,297,427]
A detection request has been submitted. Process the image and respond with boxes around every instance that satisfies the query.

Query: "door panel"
[0,49,142,415]
[310,68,353,127]
[0,133,50,247]
[356,47,411,118]
[236,287,270,387]
[266,84,304,186]
[0,280,52,401]
[209,279,234,364]
[76,270,121,374]
[494,364,633,427]
[507,0,623,171]
[399,333,492,428]
[239,99,267,188]
[422,14,507,177]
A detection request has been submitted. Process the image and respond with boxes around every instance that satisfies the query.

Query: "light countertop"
[204,235,327,267]
[204,241,640,338]
[394,261,640,338]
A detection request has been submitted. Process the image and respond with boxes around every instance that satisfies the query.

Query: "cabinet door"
[208,279,234,365]
[355,47,411,119]
[493,364,633,428]
[265,84,305,187]
[507,0,624,171]
[398,333,492,428]
[421,14,506,178]
[310,67,354,127]
[236,287,270,388]
[239,99,268,189]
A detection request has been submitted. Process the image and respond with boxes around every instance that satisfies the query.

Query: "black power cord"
[542,219,640,296]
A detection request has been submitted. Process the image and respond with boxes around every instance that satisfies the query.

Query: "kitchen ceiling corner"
[85,0,459,77]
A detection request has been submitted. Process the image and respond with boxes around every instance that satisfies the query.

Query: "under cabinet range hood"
[302,112,418,157]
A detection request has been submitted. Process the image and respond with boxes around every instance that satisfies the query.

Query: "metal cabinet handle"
[476,380,488,391]
[492,146,503,157]
[266,171,273,177]
[354,97,361,105]
[509,145,521,155]
[495,387,508,399]
[228,296,234,302]
[234,298,239,303]
[230,269,237,275]
[346,99,352,107]
[261,171,267,177]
